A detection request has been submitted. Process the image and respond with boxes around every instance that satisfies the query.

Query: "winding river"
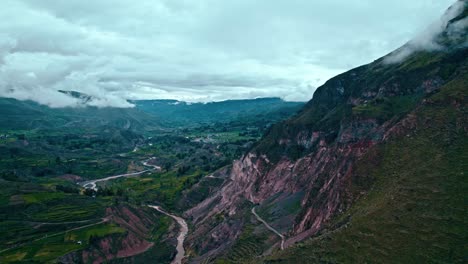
[148,205,188,264]
[79,158,188,263]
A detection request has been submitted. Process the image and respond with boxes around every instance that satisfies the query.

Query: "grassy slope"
[264,72,467,263]
[254,46,468,163]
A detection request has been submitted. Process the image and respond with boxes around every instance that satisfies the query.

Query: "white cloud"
[0,0,458,107]
[384,0,467,64]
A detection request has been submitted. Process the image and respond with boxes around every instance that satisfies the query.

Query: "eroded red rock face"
[117,232,154,258]
[82,232,154,264]
[184,59,451,259]
[185,118,387,258]
[60,206,166,264]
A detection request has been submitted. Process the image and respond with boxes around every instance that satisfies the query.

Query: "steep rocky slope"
[184,1,468,262]
[265,69,467,263]
[58,205,176,264]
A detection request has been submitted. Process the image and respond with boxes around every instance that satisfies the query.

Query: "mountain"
[133,97,304,127]
[184,2,468,263]
[0,97,159,132]
[58,90,94,104]
[0,97,303,132]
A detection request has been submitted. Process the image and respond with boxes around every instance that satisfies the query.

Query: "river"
[148,205,188,264]
[78,158,187,263]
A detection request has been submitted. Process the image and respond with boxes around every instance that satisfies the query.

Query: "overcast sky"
[0,0,458,107]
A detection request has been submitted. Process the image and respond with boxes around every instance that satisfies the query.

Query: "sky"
[0,0,459,107]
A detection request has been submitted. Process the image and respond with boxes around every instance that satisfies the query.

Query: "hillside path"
[252,207,285,250]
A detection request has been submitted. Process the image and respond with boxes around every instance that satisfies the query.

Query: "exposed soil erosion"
[183,60,456,259]
[185,143,372,259]
[59,205,169,264]
[80,232,154,264]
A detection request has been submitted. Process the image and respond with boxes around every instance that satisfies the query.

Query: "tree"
[164,162,172,172]
[84,188,96,197]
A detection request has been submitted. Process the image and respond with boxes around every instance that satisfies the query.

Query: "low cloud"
[384,0,467,64]
[0,0,457,107]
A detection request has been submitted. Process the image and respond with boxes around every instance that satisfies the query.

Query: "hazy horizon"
[0,0,457,107]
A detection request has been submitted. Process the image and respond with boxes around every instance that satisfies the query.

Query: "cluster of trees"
[83,187,125,197]
[177,165,191,176]
[89,234,101,246]
[0,171,22,181]
[182,173,204,188]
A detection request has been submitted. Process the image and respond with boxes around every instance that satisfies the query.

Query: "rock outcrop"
[185,2,468,261]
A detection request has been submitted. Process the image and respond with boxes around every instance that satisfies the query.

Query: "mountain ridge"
[183,2,468,262]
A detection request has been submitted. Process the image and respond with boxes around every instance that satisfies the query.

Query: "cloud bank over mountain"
[384,0,467,64]
[0,0,456,107]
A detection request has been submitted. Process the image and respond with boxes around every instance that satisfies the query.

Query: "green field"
[1,222,125,263]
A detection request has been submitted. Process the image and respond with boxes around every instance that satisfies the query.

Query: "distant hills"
[132,97,304,127]
[0,96,304,131]
[0,97,158,131]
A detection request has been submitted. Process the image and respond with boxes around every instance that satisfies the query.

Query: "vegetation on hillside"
[0,97,302,263]
[264,58,467,264]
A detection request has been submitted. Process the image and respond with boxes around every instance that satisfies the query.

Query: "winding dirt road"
[79,158,161,191]
[2,159,165,256]
[148,205,188,264]
[252,207,285,250]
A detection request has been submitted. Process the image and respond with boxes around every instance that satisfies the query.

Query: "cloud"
[447,16,468,42]
[384,0,467,64]
[0,0,457,107]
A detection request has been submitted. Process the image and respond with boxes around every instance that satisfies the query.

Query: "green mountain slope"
[0,97,303,132]
[184,2,468,263]
[265,71,467,263]
[0,97,160,131]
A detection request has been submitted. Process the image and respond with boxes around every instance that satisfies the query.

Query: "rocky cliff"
[185,1,468,262]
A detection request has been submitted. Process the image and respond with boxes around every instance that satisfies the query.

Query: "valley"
[148,205,188,264]
[79,158,161,191]
[0,98,303,263]
[0,1,466,263]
